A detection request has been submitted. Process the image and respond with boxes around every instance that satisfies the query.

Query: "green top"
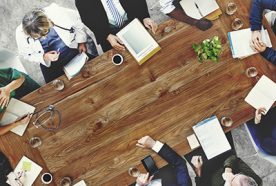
[196,155,262,186]
[0,68,40,112]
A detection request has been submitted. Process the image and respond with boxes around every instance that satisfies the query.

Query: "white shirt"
[100,0,128,26]
[159,0,176,14]
[135,141,164,186]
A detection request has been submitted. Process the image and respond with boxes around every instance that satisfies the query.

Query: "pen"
[57,48,60,53]
[194,3,204,17]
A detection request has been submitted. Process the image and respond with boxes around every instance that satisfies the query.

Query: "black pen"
[194,3,204,17]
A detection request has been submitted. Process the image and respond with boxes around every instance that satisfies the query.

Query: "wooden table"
[1,0,276,185]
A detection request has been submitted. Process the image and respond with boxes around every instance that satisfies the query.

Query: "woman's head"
[22,9,52,39]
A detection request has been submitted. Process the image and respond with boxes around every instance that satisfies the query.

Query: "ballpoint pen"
[194,3,204,18]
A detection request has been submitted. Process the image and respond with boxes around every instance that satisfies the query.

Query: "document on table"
[73,180,87,186]
[245,75,276,113]
[63,52,88,80]
[192,116,231,160]
[228,28,272,58]
[0,98,35,136]
[180,0,220,19]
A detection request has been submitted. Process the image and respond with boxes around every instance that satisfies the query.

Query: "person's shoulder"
[15,24,27,38]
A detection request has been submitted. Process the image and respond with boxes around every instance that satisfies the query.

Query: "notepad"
[180,0,221,20]
[63,52,88,80]
[193,116,231,160]
[116,18,161,65]
[245,75,276,113]
[0,98,35,136]
[228,28,272,58]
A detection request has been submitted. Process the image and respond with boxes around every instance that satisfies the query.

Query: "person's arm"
[260,47,276,65]
[0,114,31,136]
[0,75,25,109]
[250,0,276,31]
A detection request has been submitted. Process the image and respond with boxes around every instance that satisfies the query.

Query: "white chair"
[245,122,276,165]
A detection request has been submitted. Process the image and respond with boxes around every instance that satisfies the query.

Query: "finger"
[199,156,203,163]
[148,175,154,182]
[114,44,125,51]
[152,23,158,34]
[0,98,5,109]
[136,143,145,148]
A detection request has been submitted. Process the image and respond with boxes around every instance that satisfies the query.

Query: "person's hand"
[255,107,266,124]
[0,87,11,109]
[251,30,262,47]
[107,34,125,51]
[195,18,213,31]
[143,18,158,34]
[43,51,60,62]
[251,41,267,53]
[222,172,234,182]
[191,156,203,177]
[78,43,87,53]
[136,173,154,186]
[136,136,156,149]
[15,113,32,126]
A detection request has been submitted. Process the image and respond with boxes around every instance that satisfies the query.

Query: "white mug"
[41,172,53,184]
[112,54,124,65]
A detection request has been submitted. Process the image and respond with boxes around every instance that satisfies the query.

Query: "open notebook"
[63,52,88,80]
[180,0,221,20]
[0,98,35,136]
[116,18,161,65]
[192,116,231,160]
[245,75,276,113]
[228,28,272,58]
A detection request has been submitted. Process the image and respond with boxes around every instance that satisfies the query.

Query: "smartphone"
[141,155,159,176]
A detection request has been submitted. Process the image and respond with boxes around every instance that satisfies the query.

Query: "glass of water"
[231,18,243,30]
[52,79,65,91]
[220,117,233,127]
[245,67,258,78]
[128,167,140,178]
[226,2,237,15]
[29,137,42,148]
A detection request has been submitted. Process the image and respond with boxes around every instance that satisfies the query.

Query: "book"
[245,75,276,113]
[116,18,161,65]
[228,28,272,58]
[0,98,35,136]
[180,0,221,20]
[63,52,88,80]
[7,156,42,186]
[192,116,231,160]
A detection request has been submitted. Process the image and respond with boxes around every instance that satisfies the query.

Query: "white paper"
[229,28,272,58]
[63,52,88,80]
[180,0,219,19]
[193,116,231,160]
[11,156,42,186]
[0,98,35,136]
[187,134,200,149]
[73,180,87,186]
[245,75,276,112]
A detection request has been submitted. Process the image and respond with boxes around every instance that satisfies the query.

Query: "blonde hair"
[22,9,52,38]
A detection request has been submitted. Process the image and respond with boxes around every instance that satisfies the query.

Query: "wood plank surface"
[1,0,276,185]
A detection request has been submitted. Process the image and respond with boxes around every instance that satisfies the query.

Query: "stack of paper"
[228,28,272,58]
[180,0,221,20]
[0,98,35,136]
[63,52,88,80]
[245,75,276,113]
[192,116,231,160]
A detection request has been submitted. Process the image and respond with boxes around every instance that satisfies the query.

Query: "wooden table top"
[1,0,276,185]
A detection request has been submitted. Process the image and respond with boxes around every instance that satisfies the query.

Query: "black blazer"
[75,0,150,45]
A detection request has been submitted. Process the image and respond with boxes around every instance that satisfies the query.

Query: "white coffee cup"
[41,172,53,184]
[112,54,124,65]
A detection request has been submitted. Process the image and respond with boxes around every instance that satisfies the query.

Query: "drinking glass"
[231,18,243,30]
[226,2,237,15]
[245,67,258,78]
[52,79,65,91]
[60,177,72,186]
[29,137,42,148]
[128,167,140,177]
[220,117,233,127]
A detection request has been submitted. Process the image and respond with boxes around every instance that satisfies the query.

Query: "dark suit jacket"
[75,0,150,49]
[131,144,192,186]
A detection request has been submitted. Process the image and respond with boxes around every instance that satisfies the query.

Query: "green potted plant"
[192,36,222,63]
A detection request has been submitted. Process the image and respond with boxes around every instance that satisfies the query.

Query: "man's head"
[22,9,53,39]
[223,172,258,186]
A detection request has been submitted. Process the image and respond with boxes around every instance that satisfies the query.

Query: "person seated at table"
[159,0,213,31]
[250,0,276,66]
[75,0,158,52]
[191,154,262,186]
[16,3,98,83]
[135,135,192,186]
[254,107,276,155]
[0,68,40,110]
[0,114,31,136]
